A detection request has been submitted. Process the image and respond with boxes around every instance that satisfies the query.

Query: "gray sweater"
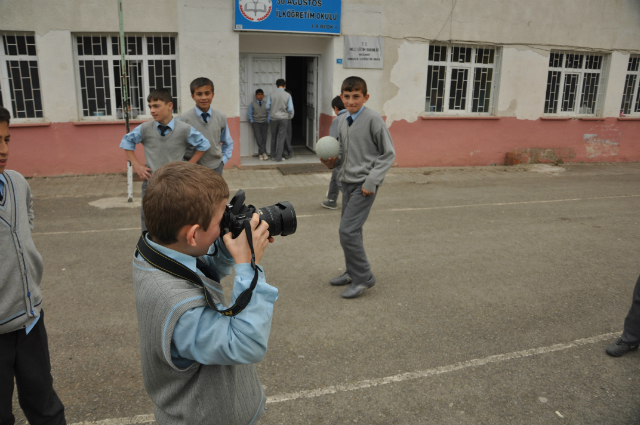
[180,108,227,169]
[337,107,396,193]
[269,90,291,120]
[132,254,265,425]
[139,120,193,173]
[0,171,44,334]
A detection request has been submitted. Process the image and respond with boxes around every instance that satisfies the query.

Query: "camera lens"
[258,201,297,237]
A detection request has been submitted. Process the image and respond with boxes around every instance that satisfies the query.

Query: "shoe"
[258,154,265,161]
[606,338,639,357]
[342,275,376,299]
[322,199,338,209]
[330,272,352,286]
[262,153,268,160]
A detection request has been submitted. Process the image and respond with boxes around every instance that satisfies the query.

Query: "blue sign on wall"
[234,0,341,35]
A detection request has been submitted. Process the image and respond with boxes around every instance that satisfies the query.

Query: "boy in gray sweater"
[321,77,396,299]
[0,107,66,424]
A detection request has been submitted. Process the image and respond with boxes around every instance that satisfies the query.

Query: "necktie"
[258,101,262,106]
[201,112,210,123]
[347,116,354,127]
[158,125,170,136]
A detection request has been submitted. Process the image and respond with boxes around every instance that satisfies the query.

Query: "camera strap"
[135,231,259,317]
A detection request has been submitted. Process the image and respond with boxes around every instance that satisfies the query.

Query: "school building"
[1,0,639,176]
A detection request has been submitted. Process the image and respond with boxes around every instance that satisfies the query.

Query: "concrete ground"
[10,162,640,424]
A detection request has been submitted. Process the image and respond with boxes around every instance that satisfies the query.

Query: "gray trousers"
[141,180,148,232]
[340,182,377,284]
[622,274,640,343]
[270,119,289,162]
[327,166,342,201]
[284,120,293,158]
[252,121,269,155]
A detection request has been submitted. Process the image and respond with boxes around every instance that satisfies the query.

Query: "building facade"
[1,0,639,176]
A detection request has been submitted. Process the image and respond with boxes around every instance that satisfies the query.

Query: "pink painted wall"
[8,117,242,177]
[7,116,640,177]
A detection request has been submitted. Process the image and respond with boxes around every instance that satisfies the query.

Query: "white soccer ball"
[316,136,340,161]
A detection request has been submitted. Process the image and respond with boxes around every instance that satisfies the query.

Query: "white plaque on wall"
[343,36,384,69]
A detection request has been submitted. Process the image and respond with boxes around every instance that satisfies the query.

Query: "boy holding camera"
[321,77,396,299]
[132,161,278,424]
[0,106,66,424]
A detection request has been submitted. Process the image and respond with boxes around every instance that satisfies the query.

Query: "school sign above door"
[234,0,341,35]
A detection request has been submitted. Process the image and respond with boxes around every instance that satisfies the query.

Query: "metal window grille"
[0,32,43,119]
[544,51,609,117]
[426,44,501,115]
[74,34,178,119]
[620,55,640,116]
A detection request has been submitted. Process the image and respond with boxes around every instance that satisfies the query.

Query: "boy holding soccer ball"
[320,76,395,299]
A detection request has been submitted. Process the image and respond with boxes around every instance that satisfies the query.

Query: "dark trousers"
[0,310,66,425]
[622,274,640,343]
[252,122,269,155]
[270,120,289,162]
[340,182,377,284]
[327,166,342,201]
[284,120,293,158]
[141,180,148,232]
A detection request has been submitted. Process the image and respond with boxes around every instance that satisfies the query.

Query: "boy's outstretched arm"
[120,126,152,180]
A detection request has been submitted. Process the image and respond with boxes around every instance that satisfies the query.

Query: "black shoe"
[605,338,639,357]
[342,275,376,299]
[330,272,352,286]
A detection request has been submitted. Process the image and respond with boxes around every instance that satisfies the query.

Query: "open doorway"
[285,56,317,155]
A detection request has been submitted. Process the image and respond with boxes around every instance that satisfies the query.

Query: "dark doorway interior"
[285,56,312,152]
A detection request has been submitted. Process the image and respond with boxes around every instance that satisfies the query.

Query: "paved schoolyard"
[11,163,640,424]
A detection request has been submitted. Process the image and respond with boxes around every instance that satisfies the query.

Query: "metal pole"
[119,0,134,202]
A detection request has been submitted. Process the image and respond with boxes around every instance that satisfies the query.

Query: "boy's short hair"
[143,162,230,244]
[0,107,10,125]
[331,95,345,111]
[190,77,214,94]
[147,88,173,105]
[341,76,368,96]
[276,78,286,87]
[255,89,264,95]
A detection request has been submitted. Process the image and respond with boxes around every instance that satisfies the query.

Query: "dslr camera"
[220,189,297,239]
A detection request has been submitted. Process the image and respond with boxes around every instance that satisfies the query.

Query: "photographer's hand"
[222,214,273,266]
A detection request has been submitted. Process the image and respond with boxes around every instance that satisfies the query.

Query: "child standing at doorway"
[181,77,234,175]
[248,89,270,160]
[321,77,396,299]
[267,79,293,162]
[322,95,347,210]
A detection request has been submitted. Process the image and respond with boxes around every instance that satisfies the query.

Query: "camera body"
[220,189,297,239]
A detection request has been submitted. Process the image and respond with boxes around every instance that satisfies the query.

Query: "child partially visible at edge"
[119,88,211,232]
[0,106,67,424]
[131,161,278,424]
[180,77,234,175]
[321,76,396,299]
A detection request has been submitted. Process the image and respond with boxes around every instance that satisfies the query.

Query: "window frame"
[72,33,180,121]
[543,50,609,117]
[0,32,45,123]
[425,44,502,117]
[620,55,640,117]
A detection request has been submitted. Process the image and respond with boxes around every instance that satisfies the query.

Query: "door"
[306,57,318,151]
[239,55,286,157]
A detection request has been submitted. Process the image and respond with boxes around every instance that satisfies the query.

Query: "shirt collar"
[195,107,213,119]
[145,234,198,275]
[338,109,348,116]
[155,117,175,130]
[347,107,365,122]
[277,88,285,91]
[0,173,5,198]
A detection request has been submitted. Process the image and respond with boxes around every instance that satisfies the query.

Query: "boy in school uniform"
[0,106,66,425]
[321,77,396,299]
[248,89,270,160]
[266,79,293,162]
[132,161,278,425]
[119,88,210,232]
[322,95,348,210]
[181,78,234,175]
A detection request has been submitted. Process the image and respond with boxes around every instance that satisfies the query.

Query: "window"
[620,56,640,117]
[425,44,501,115]
[0,33,43,119]
[544,51,609,116]
[73,34,178,119]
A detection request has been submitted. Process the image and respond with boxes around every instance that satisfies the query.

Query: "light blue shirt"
[347,107,365,123]
[119,118,211,152]
[1,173,41,334]
[266,88,294,115]
[137,235,279,368]
[247,100,271,123]
[193,107,234,164]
